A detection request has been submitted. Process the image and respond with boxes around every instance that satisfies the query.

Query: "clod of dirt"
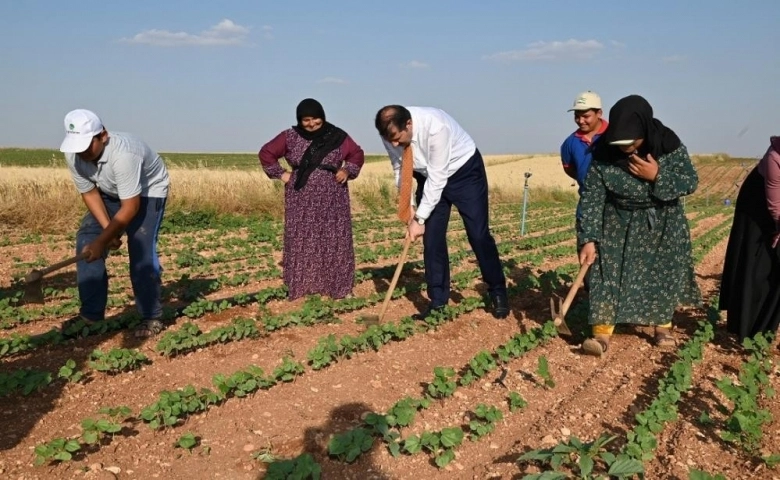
[85,471,116,480]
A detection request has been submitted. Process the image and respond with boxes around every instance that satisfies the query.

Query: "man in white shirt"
[375,105,508,320]
[59,108,170,339]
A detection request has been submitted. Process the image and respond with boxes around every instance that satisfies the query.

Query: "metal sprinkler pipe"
[521,171,532,236]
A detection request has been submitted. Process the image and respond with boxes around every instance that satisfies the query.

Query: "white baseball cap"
[568,91,602,111]
[60,109,104,153]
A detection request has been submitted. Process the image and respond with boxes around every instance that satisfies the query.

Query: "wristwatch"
[414,215,425,225]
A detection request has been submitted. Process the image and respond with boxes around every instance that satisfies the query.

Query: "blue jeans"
[76,193,166,321]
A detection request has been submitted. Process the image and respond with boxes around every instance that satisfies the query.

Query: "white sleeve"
[113,152,143,199]
[382,138,403,189]
[65,154,97,194]
[414,123,451,220]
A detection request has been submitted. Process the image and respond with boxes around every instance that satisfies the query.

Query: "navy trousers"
[76,193,166,321]
[414,149,507,307]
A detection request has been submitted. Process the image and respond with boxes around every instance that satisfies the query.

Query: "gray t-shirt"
[65,132,170,199]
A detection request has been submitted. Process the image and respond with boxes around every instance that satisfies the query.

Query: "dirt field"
[0,159,777,480]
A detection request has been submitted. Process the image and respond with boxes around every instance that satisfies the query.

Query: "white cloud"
[661,54,686,64]
[484,39,605,62]
[119,19,251,47]
[400,60,429,69]
[610,40,627,49]
[317,77,347,84]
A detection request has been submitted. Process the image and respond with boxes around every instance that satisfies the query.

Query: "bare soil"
[1,200,777,480]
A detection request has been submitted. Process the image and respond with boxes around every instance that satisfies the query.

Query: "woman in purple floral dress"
[259,99,365,300]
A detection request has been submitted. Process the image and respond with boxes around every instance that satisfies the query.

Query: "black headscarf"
[291,98,347,191]
[597,94,681,162]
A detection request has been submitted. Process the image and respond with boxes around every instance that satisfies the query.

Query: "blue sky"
[0,1,777,157]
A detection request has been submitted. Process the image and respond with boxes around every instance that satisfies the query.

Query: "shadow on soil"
[607,308,749,448]
[662,323,748,451]
[504,261,591,344]
[488,304,743,479]
[256,402,392,479]
[369,260,469,317]
[593,308,709,445]
[0,326,127,452]
[0,271,224,452]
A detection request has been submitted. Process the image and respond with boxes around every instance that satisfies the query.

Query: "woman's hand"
[335,168,349,184]
[281,172,291,184]
[627,152,659,182]
[579,242,597,266]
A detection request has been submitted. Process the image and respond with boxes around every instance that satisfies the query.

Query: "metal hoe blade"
[550,296,573,336]
[20,252,88,305]
[548,262,591,337]
[23,269,46,304]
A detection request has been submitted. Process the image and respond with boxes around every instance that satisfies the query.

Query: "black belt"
[291,165,338,173]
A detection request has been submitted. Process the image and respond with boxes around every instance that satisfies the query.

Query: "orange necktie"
[397,144,414,224]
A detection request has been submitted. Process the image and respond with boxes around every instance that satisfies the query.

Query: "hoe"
[22,252,88,304]
[549,262,590,337]
[359,233,413,326]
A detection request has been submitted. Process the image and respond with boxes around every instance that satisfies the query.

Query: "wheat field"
[357,153,574,189]
[0,154,576,234]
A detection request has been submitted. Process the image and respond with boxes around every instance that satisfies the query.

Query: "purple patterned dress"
[259,128,365,300]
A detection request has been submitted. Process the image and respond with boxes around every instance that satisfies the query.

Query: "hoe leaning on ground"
[359,233,413,326]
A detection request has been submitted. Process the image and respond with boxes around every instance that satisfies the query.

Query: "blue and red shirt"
[560,120,608,218]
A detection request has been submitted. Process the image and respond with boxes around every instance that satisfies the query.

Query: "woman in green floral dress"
[577,94,702,356]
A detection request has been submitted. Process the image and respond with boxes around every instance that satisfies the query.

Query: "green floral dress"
[577,144,702,326]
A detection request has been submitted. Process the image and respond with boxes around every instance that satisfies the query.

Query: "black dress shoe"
[491,294,510,319]
[412,305,447,321]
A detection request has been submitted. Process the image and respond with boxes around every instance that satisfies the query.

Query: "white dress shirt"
[381,106,476,221]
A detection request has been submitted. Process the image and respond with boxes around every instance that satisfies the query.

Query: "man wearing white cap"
[59,109,170,338]
[560,91,608,221]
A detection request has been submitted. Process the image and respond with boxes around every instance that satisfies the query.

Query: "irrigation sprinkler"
[521,171,532,236]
